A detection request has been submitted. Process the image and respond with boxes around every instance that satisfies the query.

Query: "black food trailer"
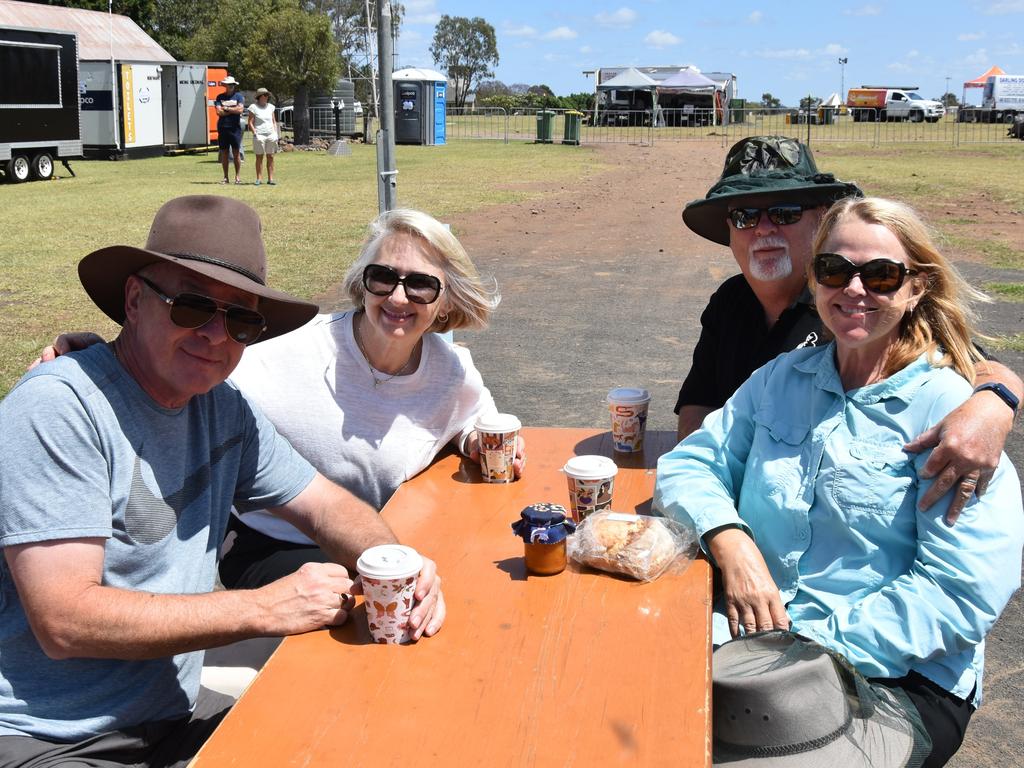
[0,24,82,182]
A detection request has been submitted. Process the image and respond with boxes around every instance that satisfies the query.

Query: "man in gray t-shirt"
[0,196,446,768]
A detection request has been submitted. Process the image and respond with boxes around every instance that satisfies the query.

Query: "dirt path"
[441,141,1023,768]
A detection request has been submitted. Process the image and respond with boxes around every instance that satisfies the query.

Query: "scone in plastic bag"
[567,511,696,582]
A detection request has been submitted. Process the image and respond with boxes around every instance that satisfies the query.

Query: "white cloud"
[543,53,568,62]
[504,24,537,37]
[985,0,1024,12]
[747,10,764,23]
[644,30,680,47]
[406,12,441,24]
[844,4,881,15]
[402,30,423,42]
[821,43,848,55]
[958,31,985,40]
[580,45,592,54]
[963,48,990,66]
[543,26,578,40]
[753,47,812,59]
[887,61,913,72]
[996,41,1023,54]
[906,49,919,58]
[595,7,637,26]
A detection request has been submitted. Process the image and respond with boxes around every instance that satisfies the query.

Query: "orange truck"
[846,86,945,123]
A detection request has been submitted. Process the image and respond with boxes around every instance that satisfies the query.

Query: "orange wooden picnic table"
[191,427,712,767]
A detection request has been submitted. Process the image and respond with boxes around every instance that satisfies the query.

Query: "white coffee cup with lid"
[606,387,651,453]
[475,413,521,483]
[357,544,423,644]
[563,454,619,522]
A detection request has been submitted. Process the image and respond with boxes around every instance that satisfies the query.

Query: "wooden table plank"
[192,428,711,768]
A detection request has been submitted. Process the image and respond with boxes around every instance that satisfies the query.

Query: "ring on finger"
[961,477,978,487]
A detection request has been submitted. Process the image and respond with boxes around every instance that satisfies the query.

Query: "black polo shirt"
[674,274,823,413]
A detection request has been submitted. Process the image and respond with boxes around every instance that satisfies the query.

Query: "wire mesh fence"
[443,106,1020,147]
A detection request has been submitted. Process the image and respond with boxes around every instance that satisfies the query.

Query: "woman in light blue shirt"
[655,197,1023,767]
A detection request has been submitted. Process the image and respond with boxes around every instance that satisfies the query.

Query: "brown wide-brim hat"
[683,136,863,246]
[78,195,318,343]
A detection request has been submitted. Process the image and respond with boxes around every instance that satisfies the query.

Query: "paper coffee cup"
[356,544,423,645]
[563,454,619,522]
[475,413,521,484]
[606,387,651,453]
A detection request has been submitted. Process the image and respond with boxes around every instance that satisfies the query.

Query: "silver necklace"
[354,314,418,388]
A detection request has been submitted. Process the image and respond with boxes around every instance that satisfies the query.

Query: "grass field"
[0,142,606,394]
[0,138,1021,395]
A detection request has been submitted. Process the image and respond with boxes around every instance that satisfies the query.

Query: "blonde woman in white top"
[247,88,279,186]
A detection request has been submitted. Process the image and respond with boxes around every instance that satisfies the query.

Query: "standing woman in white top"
[219,209,527,588]
[246,87,279,186]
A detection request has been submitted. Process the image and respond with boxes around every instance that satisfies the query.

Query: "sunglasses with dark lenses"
[138,276,267,344]
[813,253,918,295]
[362,264,443,305]
[728,205,806,230]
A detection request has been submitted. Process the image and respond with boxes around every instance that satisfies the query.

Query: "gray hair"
[341,209,500,333]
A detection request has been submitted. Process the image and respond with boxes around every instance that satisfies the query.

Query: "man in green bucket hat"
[674,135,1021,523]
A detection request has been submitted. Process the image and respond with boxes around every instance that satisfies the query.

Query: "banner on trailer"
[121,63,163,148]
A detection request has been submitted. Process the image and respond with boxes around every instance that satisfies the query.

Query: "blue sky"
[391,0,1024,105]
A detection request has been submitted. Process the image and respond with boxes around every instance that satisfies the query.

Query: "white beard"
[748,237,794,282]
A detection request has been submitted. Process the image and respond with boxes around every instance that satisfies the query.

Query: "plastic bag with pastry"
[566,511,697,581]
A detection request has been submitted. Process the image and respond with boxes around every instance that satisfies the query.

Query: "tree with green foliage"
[760,92,782,111]
[243,5,339,144]
[182,0,282,81]
[429,15,498,108]
[799,95,822,111]
[937,92,960,107]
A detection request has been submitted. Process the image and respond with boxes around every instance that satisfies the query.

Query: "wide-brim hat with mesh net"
[78,195,317,343]
[683,136,863,246]
[712,631,930,767]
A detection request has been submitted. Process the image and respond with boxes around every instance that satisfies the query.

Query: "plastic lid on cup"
[563,454,619,480]
[475,413,522,433]
[607,387,651,405]
[356,544,423,580]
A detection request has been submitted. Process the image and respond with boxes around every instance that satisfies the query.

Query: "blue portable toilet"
[392,67,446,145]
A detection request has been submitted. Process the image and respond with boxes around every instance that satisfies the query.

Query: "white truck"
[982,74,1024,123]
[847,86,945,123]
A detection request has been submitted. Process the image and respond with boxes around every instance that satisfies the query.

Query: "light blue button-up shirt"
[655,344,1023,703]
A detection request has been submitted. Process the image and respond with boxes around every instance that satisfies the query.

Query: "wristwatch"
[973,382,1020,414]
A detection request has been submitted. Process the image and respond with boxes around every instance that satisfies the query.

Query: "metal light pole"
[376,0,397,213]
[838,57,848,100]
[945,75,951,106]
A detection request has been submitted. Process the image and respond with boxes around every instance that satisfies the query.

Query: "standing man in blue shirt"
[215,76,245,184]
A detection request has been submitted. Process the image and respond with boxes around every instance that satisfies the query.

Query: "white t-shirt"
[228,311,498,543]
[247,102,278,138]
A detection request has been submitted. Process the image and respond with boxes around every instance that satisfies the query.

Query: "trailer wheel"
[1004,112,1017,124]
[6,155,30,183]
[31,152,54,181]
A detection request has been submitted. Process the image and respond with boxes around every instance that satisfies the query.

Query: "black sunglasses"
[813,253,918,295]
[138,276,266,344]
[362,264,443,305]
[728,205,807,230]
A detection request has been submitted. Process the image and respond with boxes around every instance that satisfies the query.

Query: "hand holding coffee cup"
[356,545,424,644]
